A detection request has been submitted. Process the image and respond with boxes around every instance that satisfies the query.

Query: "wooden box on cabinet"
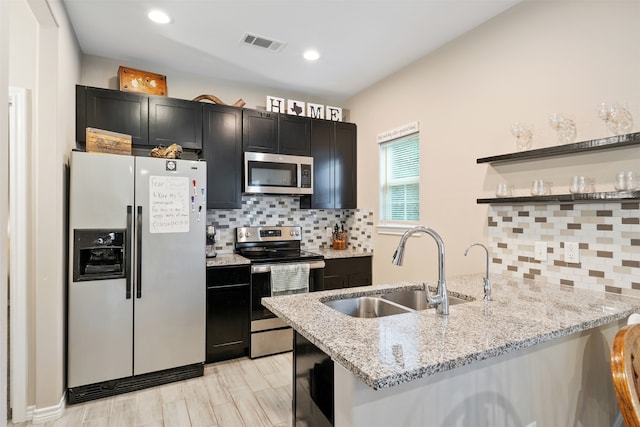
[118,66,167,96]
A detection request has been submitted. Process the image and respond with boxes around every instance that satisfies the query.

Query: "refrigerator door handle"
[125,205,133,299]
[136,205,143,299]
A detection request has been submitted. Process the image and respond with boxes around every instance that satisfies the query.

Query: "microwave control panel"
[301,164,312,188]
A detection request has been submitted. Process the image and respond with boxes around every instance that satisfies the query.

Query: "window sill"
[376,223,419,236]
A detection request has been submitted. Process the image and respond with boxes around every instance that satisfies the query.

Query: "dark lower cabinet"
[323,256,372,291]
[294,331,334,427]
[206,265,250,363]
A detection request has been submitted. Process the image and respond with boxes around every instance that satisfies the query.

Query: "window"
[379,132,419,222]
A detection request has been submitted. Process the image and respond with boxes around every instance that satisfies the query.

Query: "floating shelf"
[477,190,640,205]
[477,132,640,164]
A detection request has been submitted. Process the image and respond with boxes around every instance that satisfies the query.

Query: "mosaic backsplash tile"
[488,201,640,296]
[206,195,374,254]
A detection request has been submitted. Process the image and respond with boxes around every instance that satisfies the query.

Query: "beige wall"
[80,54,341,114]
[345,1,640,286]
[8,0,81,414]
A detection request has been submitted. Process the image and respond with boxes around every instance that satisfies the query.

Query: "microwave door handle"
[136,206,143,298]
[297,163,302,189]
[125,205,132,299]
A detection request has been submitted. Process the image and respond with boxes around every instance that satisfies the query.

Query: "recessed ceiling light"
[148,10,171,24]
[303,50,320,61]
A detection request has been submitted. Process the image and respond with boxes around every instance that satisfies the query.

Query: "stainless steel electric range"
[235,226,324,358]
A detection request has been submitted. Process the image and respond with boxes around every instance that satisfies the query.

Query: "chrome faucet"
[392,226,448,315]
[464,243,492,301]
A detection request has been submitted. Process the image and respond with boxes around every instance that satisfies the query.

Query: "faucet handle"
[423,282,445,308]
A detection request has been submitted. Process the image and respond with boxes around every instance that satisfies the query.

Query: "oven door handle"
[251,260,325,274]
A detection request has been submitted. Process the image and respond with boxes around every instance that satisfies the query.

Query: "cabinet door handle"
[125,205,132,299]
[136,206,143,298]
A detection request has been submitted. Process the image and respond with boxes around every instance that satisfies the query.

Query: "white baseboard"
[24,405,35,422]
[30,393,65,424]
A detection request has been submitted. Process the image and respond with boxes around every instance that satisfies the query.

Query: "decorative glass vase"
[598,102,633,135]
[549,113,577,144]
[511,122,532,151]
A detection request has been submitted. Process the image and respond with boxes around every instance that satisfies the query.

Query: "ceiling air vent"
[241,33,286,52]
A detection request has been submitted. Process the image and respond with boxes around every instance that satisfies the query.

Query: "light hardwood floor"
[10,353,293,427]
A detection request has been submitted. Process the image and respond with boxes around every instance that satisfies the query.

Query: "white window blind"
[380,132,419,222]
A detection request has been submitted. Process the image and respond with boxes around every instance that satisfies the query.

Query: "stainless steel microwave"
[244,152,313,195]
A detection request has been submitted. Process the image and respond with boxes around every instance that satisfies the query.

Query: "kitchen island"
[262,274,640,427]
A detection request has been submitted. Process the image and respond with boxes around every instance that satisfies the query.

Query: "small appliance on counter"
[206,225,217,258]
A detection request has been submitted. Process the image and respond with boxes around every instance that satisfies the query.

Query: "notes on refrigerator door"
[149,176,190,233]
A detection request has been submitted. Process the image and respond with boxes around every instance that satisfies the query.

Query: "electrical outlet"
[325,227,333,238]
[534,241,547,262]
[564,242,580,263]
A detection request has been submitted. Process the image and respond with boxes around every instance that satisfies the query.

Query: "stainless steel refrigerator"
[67,150,206,403]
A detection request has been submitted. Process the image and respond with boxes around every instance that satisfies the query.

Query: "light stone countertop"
[313,247,373,259]
[205,253,251,267]
[262,273,640,390]
[205,248,371,267]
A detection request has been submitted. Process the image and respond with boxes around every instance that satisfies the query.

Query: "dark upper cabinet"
[278,114,311,156]
[242,109,278,153]
[149,97,202,150]
[77,86,148,145]
[301,120,357,209]
[308,120,334,208]
[202,104,243,209]
[76,85,202,150]
[334,122,357,208]
[242,109,311,156]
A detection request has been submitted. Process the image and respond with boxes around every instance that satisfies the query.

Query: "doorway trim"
[8,86,29,423]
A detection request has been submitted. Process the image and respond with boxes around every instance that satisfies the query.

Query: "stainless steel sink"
[323,296,412,318]
[381,290,471,311]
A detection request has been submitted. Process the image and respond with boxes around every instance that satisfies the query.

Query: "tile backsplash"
[488,201,640,296]
[206,195,374,254]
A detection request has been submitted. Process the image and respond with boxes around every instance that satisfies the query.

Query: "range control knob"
[245,231,251,238]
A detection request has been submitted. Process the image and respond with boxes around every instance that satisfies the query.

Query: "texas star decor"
[266,96,342,121]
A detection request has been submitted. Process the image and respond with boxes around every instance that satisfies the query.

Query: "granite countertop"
[262,274,640,390]
[206,253,251,267]
[312,247,373,259]
[205,248,371,266]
